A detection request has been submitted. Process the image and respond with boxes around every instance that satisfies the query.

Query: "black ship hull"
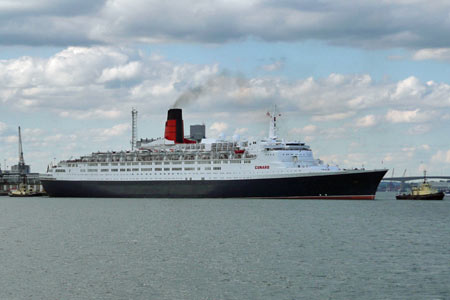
[41,170,387,199]
[396,192,445,200]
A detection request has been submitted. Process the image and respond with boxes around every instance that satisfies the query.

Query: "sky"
[1,0,450,176]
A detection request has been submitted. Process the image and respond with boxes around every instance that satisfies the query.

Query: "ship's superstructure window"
[120,168,126,171]
[88,169,98,172]
[111,163,118,166]
[155,162,162,165]
[111,169,118,172]
[101,169,108,172]
[213,167,221,170]
[172,168,182,171]
[155,168,162,171]
[184,161,194,164]
[101,163,108,166]
[164,168,170,171]
[244,160,251,163]
[55,169,66,172]
[141,168,152,171]
[132,168,139,171]
[205,167,211,170]
[185,167,195,171]
[88,163,98,166]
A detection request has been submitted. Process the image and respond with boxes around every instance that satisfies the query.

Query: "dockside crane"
[18,126,27,175]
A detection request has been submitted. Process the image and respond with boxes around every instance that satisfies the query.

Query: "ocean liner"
[41,107,387,199]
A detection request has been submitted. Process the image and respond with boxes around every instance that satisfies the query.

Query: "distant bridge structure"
[382,176,450,183]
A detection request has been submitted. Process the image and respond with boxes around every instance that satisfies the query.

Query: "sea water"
[0,193,449,300]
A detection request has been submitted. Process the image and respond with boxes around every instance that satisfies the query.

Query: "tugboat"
[396,171,445,200]
[8,183,46,197]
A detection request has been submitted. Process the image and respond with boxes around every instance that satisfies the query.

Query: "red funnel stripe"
[164,119,178,141]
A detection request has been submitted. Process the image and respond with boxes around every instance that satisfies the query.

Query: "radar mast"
[267,105,281,139]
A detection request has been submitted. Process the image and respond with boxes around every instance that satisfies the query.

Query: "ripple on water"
[0,195,449,300]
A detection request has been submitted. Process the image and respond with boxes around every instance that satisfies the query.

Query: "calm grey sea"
[0,193,449,300]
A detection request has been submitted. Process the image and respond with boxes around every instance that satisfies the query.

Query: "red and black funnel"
[164,109,196,144]
[165,108,184,143]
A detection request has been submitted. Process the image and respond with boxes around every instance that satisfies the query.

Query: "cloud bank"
[2,47,450,121]
[1,0,450,50]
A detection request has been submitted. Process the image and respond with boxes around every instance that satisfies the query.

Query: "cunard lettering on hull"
[41,106,387,198]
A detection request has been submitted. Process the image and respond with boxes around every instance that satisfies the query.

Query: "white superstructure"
[44,107,342,182]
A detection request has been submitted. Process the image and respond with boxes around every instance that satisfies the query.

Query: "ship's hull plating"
[41,170,387,199]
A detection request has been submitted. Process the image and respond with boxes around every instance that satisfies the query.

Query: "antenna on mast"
[131,108,138,151]
[266,105,281,139]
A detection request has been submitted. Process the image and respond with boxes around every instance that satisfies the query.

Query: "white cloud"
[234,127,248,135]
[355,115,376,128]
[407,124,431,135]
[98,61,142,83]
[312,112,355,122]
[401,147,416,158]
[289,125,317,136]
[44,134,65,142]
[0,122,7,133]
[385,109,428,123]
[383,153,394,162]
[59,109,124,120]
[101,123,130,137]
[420,144,430,151]
[209,122,228,133]
[4,135,18,144]
[84,123,130,143]
[413,48,450,61]
[431,150,450,164]
[261,60,284,72]
[23,128,44,136]
[392,76,424,100]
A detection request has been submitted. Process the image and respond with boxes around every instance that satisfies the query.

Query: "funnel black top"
[167,108,182,121]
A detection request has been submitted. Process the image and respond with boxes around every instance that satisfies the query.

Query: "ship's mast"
[267,105,281,139]
[131,108,138,151]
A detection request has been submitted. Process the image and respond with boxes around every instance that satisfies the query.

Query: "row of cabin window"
[66,160,251,167]
[70,167,224,172]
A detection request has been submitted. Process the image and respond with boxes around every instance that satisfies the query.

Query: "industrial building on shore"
[0,127,43,195]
